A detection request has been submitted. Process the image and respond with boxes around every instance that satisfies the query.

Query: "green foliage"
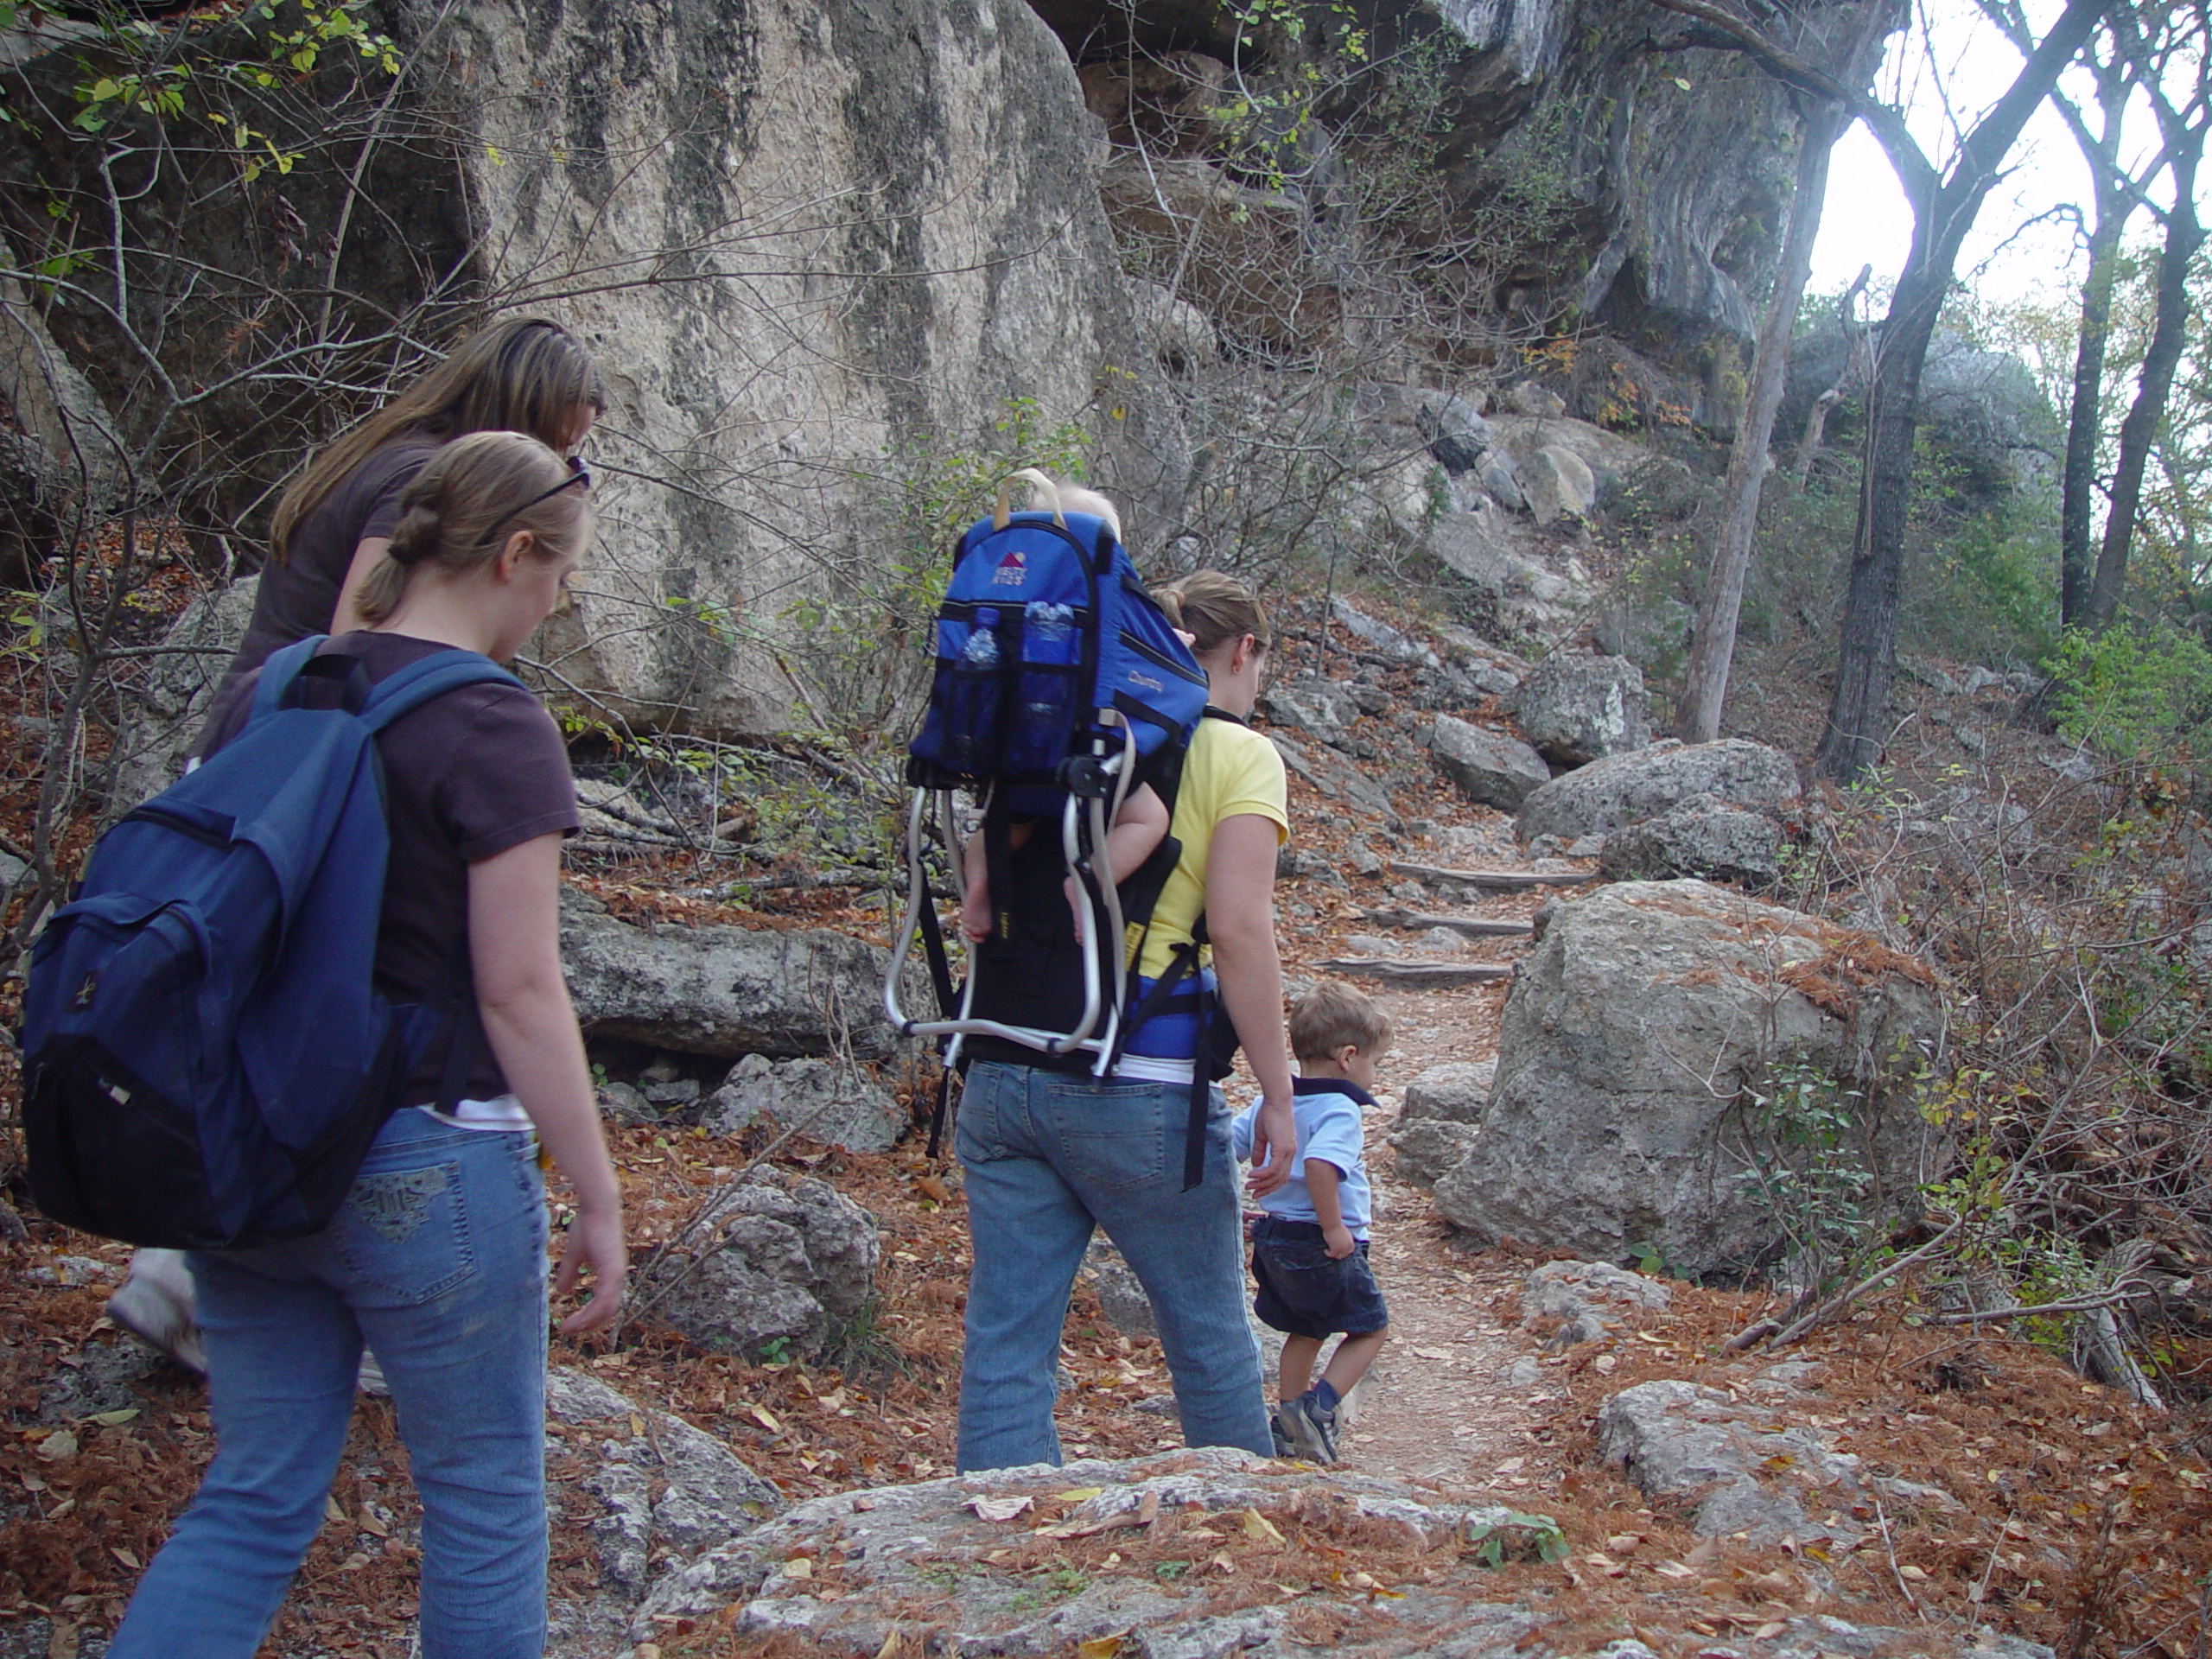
[1463,1513,1569,1567]
[1910,496,2061,669]
[1732,1054,1882,1293]
[2046,619,2212,767]
[782,396,1092,753]
[10,0,399,180]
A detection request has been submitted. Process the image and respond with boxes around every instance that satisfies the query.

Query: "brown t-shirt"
[217,436,443,707]
[201,632,581,1105]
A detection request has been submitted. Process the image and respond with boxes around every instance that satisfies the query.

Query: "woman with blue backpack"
[953,563,1300,1471]
[109,315,604,1373]
[102,431,624,1659]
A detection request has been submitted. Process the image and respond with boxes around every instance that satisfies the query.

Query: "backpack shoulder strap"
[357,651,527,734]
[250,635,330,726]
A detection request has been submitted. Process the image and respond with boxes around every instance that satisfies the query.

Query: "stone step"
[1360,906,1534,939]
[1318,958,1516,987]
[1389,860,1592,892]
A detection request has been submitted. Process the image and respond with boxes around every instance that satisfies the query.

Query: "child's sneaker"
[1269,1410,1294,1459]
[1277,1388,1338,1463]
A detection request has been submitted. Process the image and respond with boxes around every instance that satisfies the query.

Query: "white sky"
[1806,0,2183,308]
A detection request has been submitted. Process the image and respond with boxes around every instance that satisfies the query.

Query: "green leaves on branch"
[44,0,398,168]
[2046,619,2212,769]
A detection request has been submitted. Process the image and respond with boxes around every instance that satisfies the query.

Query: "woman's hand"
[1245,1093,1298,1197]
[554,1200,629,1335]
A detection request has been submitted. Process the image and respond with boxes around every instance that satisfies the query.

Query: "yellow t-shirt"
[1130,715,1289,981]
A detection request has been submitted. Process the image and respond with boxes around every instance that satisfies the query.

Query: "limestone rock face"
[6,0,1177,739]
[1429,715,1553,810]
[1516,738,1798,842]
[1432,880,1943,1278]
[559,890,895,1061]
[433,0,1180,734]
[1507,654,1649,766]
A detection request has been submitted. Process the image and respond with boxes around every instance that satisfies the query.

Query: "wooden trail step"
[1361,906,1534,939]
[1318,958,1516,987]
[1389,861,1593,891]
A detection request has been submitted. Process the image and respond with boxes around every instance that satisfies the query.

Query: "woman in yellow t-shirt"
[955,569,1298,1472]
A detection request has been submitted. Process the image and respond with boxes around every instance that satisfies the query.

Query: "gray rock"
[1517,738,1799,843]
[702,1053,907,1153]
[1330,598,1441,668]
[560,889,895,1061]
[1480,453,1527,514]
[1520,1260,1671,1349]
[1508,382,1567,418]
[1523,444,1596,525]
[1389,1119,1483,1188]
[111,575,259,809]
[1429,507,1598,637]
[1429,715,1552,810]
[1597,1379,1870,1545]
[1598,794,1783,887]
[1082,1237,1157,1339]
[1259,676,1363,747]
[1433,880,1942,1279]
[644,1175,880,1358]
[546,1365,781,1605]
[642,1077,702,1108]
[599,1083,658,1128]
[0,850,26,891]
[632,1445,1563,1644]
[38,1335,166,1423]
[1402,1061,1494,1123]
[1507,654,1649,766]
[1419,395,1494,474]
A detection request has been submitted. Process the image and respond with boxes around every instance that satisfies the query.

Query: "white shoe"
[105,1249,207,1374]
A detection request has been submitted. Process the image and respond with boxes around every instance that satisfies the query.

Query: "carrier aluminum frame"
[882,709,1139,1077]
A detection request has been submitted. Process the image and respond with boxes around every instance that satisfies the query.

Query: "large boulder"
[1432,880,1943,1279]
[559,890,895,1061]
[1428,715,1552,810]
[1521,445,1597,526]
[641,1175,880,1359]
[1516,738,1798,843]
[1388,1063,1493,1186]
[1507,654,1649,766]
[633,1446,1562,1646]
[1597,793,1783,887]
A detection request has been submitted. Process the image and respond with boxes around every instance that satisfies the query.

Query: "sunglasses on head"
[476,455,590,547]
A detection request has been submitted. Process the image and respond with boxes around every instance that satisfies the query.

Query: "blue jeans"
[956,1061,1271,1471]
[109,1111,550,1659]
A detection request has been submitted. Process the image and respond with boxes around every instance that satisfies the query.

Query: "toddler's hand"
[1323,1224,1356,1261]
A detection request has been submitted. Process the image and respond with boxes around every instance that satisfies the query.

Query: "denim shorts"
[1249,1216,1389,1339]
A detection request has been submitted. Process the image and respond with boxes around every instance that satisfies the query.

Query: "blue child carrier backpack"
[21,636,524,1249]
[885,472,1227,1182]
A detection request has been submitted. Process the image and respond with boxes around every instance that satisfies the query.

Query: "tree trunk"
[1676,96,1851,743]
[2061,210,2123,627]
[2087,138,2206,629]
[1815,264,1948,781]
[1813,0,2111,782]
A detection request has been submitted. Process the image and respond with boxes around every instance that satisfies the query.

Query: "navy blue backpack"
[887,473,1229,1179]
[21,636,523,1249]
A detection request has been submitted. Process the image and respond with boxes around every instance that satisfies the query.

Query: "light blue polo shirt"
[1230,1077,1376,1239]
